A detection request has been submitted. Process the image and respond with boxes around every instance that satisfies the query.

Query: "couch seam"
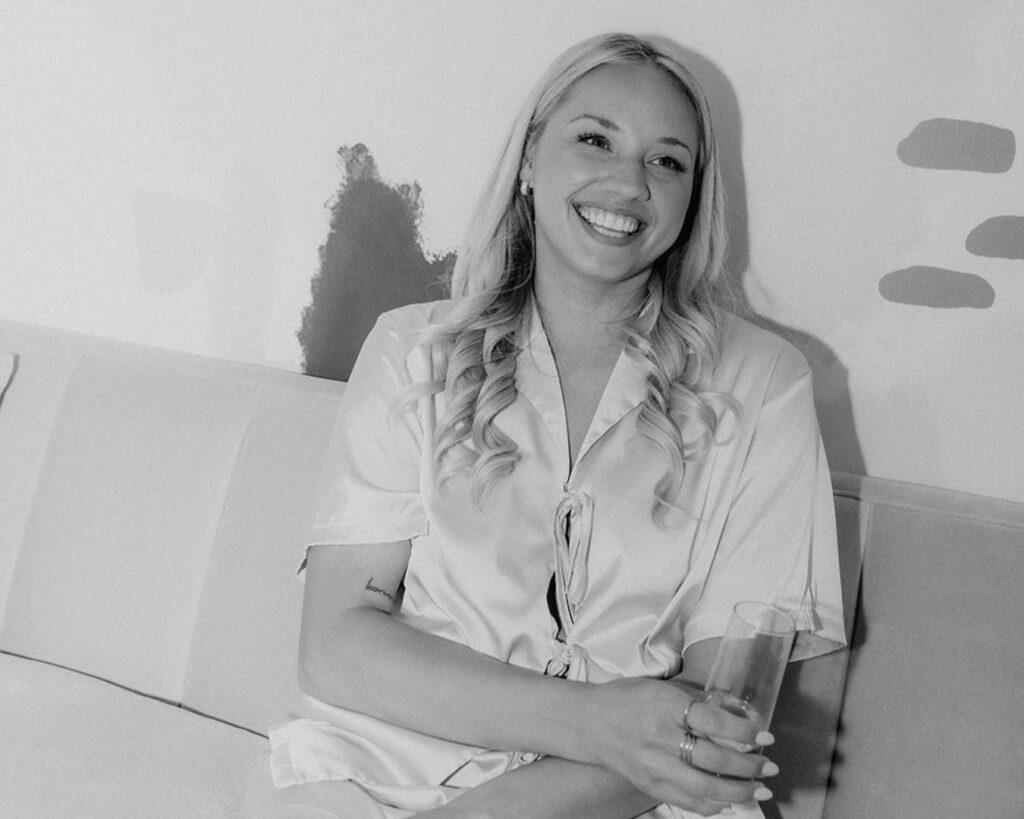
[0,649,268,738]
[833,490,1024,531]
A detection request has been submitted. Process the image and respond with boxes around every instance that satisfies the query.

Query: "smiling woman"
[248,33,845,819]
[523,63,698,299]
[521,62,702,463]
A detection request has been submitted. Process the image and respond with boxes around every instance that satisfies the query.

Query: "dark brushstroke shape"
[897,119,1015,173]
[966,216,1024,260]
[298,144,454,381]
[879,266,995,309]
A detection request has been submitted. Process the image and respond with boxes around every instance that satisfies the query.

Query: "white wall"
[2,0,1022,503]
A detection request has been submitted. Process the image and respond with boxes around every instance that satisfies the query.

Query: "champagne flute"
[701,601,796,748]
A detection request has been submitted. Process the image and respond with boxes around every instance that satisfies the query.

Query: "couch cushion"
[0,355,254,701]
[824,476,1024,818]
[182,382,344,734]
[0,346,77,622]
[0,651,265,817]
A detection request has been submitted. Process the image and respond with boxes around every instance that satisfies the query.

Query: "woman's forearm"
[299,604,593,763]
[297,546,772,813]
[417,756,659,819]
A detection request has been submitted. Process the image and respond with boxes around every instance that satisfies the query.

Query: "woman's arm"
[415,756,659,819]
[412,641,776,819]
[298,543,775,815]
[298,541,588,755]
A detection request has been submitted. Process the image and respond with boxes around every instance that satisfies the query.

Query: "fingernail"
[761,760,780,777]
[754,785,774,801]
[756,730,775,747]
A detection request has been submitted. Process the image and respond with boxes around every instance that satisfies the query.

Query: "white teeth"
[577,206,641,236]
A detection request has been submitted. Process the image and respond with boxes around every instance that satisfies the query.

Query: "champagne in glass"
[702,601,796,747]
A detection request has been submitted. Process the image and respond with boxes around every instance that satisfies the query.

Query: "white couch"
[1,319,1021,818]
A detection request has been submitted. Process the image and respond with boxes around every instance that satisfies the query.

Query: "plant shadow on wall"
[298,144,454,382]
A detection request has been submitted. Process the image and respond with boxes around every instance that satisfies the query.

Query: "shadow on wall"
[297,144,454,382]
[673,42,867,477]
[678,53,1020,470]
[133,152,281,363]
[211,153,280,363]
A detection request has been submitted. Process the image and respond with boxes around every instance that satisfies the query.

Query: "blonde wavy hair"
[409,33,735,523]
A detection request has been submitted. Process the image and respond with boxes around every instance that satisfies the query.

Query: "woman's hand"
[580,678,777,815]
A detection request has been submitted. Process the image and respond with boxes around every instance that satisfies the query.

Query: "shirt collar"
[515,300,648,467]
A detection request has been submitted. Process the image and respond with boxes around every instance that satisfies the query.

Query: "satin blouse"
[269,299,846,819]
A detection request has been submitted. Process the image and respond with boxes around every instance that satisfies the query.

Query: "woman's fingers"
[583,680,779,812]
[687,733,777,781]
[659,759,770,815]
[684,697,774,751]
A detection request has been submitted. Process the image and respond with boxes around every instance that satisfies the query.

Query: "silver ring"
[679,731,698,766]
[682,699,696,732]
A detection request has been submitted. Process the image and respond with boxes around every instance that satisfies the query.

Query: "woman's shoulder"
[364,299,456,380]
[376,298,456,333]
[715,312,813,391]
[347,300,455,387]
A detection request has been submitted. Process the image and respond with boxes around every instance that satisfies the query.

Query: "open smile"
[574,205,645,239]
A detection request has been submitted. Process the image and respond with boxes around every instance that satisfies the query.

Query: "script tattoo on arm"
[364,577,395,605]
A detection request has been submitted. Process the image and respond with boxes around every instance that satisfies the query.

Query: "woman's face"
[522,62,700,299]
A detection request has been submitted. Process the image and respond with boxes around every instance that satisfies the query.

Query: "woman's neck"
[531,274,647,468]
[531,269,649,360]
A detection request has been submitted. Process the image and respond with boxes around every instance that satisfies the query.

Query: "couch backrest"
[823,473,1024,819]
[3,321,1022,817]
[0,321,345,734]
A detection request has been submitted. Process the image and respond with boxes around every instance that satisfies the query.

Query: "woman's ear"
[520,132,538,183]
[519,158,534,189]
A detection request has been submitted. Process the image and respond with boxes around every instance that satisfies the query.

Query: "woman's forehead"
[544,63,699,140]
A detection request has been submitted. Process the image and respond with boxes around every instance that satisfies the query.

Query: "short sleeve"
[684,343,846,662]
[304,312,429,561]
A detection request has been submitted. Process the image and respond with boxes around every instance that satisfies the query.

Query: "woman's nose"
[607,159,650,200]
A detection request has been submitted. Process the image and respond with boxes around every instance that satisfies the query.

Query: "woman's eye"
[652,155,686,172]
[578,132,610,150]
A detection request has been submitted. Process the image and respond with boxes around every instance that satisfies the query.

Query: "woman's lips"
[575,205,645,238]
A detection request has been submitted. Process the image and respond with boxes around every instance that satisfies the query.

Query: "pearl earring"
[519,179,530,197]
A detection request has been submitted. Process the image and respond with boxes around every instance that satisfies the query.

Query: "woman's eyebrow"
[659,136,694,157]
[572,113,619,130]
[570,113,694,156]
